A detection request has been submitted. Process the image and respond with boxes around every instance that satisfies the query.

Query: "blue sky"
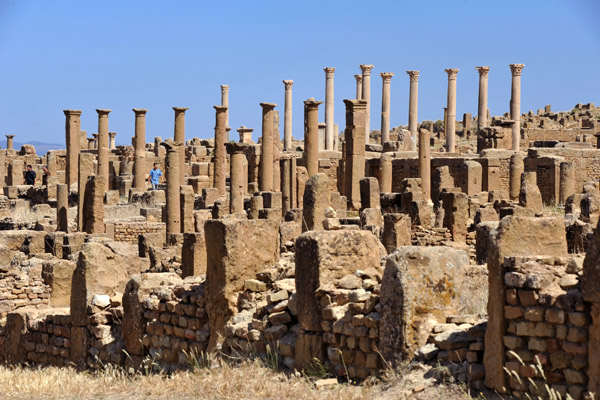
[0,0,598,146]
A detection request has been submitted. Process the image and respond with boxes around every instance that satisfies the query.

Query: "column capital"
[360,64,374,75]
[406,70,420,82]
[132,108,148,114]
[476,66,490,77]
[214,105,228,113]
[260,102,277,110]
[63,109,82,116]
[108,132,116,138]
[172,107,189,113]
[354,74,363,83]
[87,138,95,143]
[380,72,395,82]
[343,98,368,111]
[283,80,294,89]
[445,68,459,80]
[324,67,335,78]
[92,133,98,139]
[221,85,229,95]
[226,141,251,154]
[5,134,14,139]
[237,125,254,134]
[304,98,323,108]
[96,109,112,115]
[509,64,525,76]
[160,140,183,152]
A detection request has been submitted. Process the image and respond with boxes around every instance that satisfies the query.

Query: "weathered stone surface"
[295,230,385,332]
[71,241,142,326]
[380,246,469,367]
[519,172,543,213]
[42,259,77,307]
[302,173,331,232]
[205,219,279,350]
[382,213,411,254]
[82,175,106,234]
[483,216,567,391]
[181,232,207,277]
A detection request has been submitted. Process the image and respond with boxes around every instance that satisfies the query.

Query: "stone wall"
[0,265,51,319]
[502,256,587,399]
[112,221,165,243]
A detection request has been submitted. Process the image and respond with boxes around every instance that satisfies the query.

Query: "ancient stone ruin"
[1,64,600,399]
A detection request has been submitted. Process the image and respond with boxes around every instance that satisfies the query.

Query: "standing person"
[23,164,36,185]
[42,166,50,186]
[147,163,163,190]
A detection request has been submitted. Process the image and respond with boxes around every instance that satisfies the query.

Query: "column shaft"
[133,109,147,190]
[407,71,420,151]
[259,103,277,191]
[445,69,459,153]
[96,109,111,192]
[419,128,431,201]
[324,68,335,150]
[510,64,525,151]
[162,141,182,236]
[63,110,82,186]
[304,99,323,177]
[380,73,394,145]
[360,65,374,142]
[214,106,227,197]
[57,183,68,232]
[173,107,189,185]
[283,80,293,150]
[354,75,363,100]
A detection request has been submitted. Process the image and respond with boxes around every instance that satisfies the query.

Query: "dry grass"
[0,361,373,400]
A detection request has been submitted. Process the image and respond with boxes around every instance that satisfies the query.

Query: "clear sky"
[0,0,599,147]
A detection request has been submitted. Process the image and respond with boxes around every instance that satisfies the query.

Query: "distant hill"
[0,140,64,155]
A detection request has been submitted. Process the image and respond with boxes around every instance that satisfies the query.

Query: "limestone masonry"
[0,63,600,399]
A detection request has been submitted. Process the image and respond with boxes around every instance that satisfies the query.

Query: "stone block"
[205,219,279,350]
[382,213,411,254]
[295,230,384,332]
[181,232,207,277]
[380,246,469,367]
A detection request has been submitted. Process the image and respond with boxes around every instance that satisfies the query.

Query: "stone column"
[5,135,14,151]
[509,64,525,151]
[344,99,367,210]
[354,75,363,100]
[57,183,68,232]
[221,85,230,142]
[476,66,490,130]
[92,134,98,149]
[259,103,277,191]
[360,64,374,141]
[109,132,116,150]
[509,153,524,201]
[227,142,249,214]
[173,107,189,185]
[559,161,575,205]
[379,153,392,193]
[132,109,147,190]
[64,110,82,186]
[161,141,182,236]
[281,158,291,213]
[407,70,420,151]
[419,128,431,201]
[444,69,459,153]
[87,138,95,150]
[283,80,294,150]
[380,72,394,145]
[96,109,111,192]
[82,175,105,234]
[324,67,335,150]
[77,153,94,231]
[304,98,323,178]
[213,105,228,197]
[238,126,253,144]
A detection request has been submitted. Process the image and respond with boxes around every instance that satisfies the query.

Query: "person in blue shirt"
[147,163,163,190]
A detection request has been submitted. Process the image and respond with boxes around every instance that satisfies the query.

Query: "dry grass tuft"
[0,361,371,400]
